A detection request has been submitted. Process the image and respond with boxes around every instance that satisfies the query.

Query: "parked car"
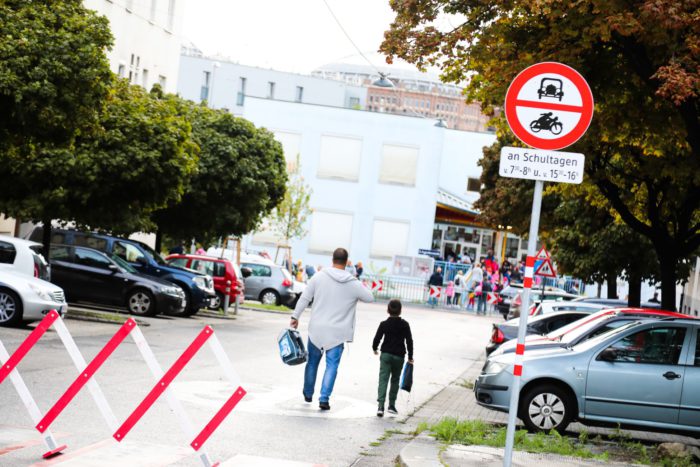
[531,300,608,317]
[49,245,185,317]
[507,289,578,319]
[28,227,215,316]
[0,270,66,327]
[496,284,522,319]
[489,308,697,357]
[165,254,250,310]
[572,296,665,310]
[486,311,593,356]
[0,235,50,280]
[475,318,700,435]
[240,259,295,306]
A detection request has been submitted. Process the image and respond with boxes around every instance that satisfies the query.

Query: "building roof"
[436,189,479,215]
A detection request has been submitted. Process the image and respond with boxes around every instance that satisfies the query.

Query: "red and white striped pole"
[503,180,543,466]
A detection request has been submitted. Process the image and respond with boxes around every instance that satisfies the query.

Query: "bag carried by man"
[278,328,308,365]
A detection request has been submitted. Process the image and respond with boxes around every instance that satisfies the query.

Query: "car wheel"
[520,384,574,433]
[127,289,157,317]
[259,289,280,306]
[0,288,23,327]
[209,292,224,311]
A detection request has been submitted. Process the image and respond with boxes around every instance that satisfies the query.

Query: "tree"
[269,155,312,267]
[381,0,700,310]
[153,100,287,243]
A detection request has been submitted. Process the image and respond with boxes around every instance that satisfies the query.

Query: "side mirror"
[598,347,617,362]
[136,257,148,266]
[108,264,120,273]
[241,267,252,278]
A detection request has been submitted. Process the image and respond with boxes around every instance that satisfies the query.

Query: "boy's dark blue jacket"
[372,317,413,360]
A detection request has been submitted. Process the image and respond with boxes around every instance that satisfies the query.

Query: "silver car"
[0,270,66,326]
[474,318,700,434]
[240,260,295,306]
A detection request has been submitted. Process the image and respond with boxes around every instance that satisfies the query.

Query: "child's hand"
[374,350,378,355]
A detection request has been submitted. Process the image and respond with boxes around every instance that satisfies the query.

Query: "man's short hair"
[388,299,402,316]
[332,248,349,265]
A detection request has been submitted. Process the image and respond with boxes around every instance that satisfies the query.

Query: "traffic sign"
[371,280,384,292]
[504,62,594,151]
[418,249,441,258]
[487,292,499,305]
[535,247,550,260]
[535,258,556,278]
[499,147,584,184]
[429,286,442,298]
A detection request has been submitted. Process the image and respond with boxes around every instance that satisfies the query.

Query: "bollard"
[223,280,231,317]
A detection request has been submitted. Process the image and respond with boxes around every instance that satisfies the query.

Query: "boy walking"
[372,299,414,417]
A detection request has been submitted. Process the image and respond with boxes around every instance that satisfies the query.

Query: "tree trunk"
[41,217,52,257]
[627,270,641,307]
[596,282,602,298]
[13,217,21,237]
[154,230,162,254]
[606,272,618,298]
[659,254,678,311]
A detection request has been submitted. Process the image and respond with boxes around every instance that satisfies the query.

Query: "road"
[0,302,497,466]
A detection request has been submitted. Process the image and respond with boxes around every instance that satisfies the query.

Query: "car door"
[679,326,700,428]
[72,248,122,304]
[241,263,270,299]
[49,246,81,300]
[585,325,688,425]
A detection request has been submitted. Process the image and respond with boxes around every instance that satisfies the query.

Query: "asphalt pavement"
[0,302,497,466]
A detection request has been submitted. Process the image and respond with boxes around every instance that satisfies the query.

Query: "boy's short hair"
[388,299,402,316]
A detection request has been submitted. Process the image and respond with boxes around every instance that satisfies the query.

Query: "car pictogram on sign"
[505,62,594,151]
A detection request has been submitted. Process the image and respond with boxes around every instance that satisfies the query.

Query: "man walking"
[290,248,374,410]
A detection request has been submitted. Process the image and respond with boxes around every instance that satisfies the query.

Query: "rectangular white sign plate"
[499,146,584,184]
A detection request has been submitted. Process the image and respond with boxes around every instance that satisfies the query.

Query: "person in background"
[470,263,483,290]
[477,275,493,315]
[168,241,185,255]
[195,244,206,255]
[296,260,304,282]
[355,261,364,279]
[305,264,316,280]
[648,291,660,303]
[445,280,455,307]
[454,270,465,309]
[427,267,443,308]
[345,260,356,276]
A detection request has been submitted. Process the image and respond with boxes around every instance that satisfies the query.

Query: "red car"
[165,254,248,310]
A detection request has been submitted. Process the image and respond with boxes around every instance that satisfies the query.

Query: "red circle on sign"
[505,62,594,150]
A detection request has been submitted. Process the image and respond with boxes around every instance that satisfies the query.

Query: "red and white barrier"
[0,311,245,466]
[429,285,442,298]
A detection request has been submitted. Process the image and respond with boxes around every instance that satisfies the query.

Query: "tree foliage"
[381,0,700,310]
[153,100,288,241]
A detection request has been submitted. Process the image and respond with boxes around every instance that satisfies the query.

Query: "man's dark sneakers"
[319,401,331,411]
[304,395,312,403]
[387,405,398,415]
[377,405,384,417]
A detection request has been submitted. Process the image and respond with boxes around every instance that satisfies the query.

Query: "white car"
[532,300,608,317]
[0,270,66,326]
[0,235,50,280]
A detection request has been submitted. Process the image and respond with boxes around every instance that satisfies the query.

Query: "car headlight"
[483,361,509,375]
[29,283,53,301]
[193,276,206,289]
[160,286,183,296]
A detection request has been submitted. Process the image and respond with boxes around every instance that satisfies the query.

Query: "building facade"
[83,0,184,93]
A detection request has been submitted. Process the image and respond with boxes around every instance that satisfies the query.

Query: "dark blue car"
[29,228,215,316]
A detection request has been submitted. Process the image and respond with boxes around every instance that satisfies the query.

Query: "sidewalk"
[396,359,699,467]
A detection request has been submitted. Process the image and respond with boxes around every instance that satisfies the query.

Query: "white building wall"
[177,55,367,114]
[439,129,497,204]
[84,0,184,93]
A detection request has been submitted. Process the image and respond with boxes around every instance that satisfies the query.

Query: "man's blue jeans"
[303,339,344,403]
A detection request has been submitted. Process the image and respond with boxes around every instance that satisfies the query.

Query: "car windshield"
[570,321,642,351]
[546,310,616,340]
[111,254,137,273]
[137,242,166,266]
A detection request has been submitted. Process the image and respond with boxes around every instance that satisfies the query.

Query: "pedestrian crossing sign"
[535,246,550,260]
[535,258,556,277]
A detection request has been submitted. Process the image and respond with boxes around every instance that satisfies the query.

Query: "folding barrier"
[0,310,246,466]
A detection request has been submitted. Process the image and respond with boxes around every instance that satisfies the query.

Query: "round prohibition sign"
[505,62,594,150]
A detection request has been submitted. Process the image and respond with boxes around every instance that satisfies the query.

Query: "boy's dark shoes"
[319,401,331,410]
[304,395,312,403]
[377,405,384,417]
[387,405,398,415]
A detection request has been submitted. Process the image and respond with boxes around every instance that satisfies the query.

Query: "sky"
[181,0,398,74]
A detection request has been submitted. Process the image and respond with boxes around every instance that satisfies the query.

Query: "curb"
[65,308,150,327]
[398,435,442,467]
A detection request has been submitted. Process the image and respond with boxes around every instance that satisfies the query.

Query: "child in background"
[372,299,413,417]
[445,281,455,307]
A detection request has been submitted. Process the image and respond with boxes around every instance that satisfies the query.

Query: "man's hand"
[408,359,414,364]
[290,317,298,329]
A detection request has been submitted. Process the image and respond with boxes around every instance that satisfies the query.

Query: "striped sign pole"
[503,180,544,466]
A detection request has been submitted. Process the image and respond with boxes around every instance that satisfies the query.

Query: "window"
[466,178,481,192]
[379,144,418,186]
[149,0,157,21]
[191,259,215,276]
[114,241,146,264]
[117,64,126,78]
[273,131,301,172]
[241,263,271,277]
[348,97,360,108]
[167,0,176,31]
[295,86,303,103]
[74,235,108,252]
[308,211,353,254]
[201,70,211,101]
[605,327,687,365]
[370,220,410,259]
[695,329,700,366]
[268,81,275,99]
[237,77,246,105]
[142,69,149,88]
[0,241,16,264]
[125,0,134,11]
[167,257,188,269]
[317,135,362,181]
[49,246,72,262]
[74,248,111,270]
[158,75,167,88]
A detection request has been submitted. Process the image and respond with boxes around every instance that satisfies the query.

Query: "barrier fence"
[0,310,245,466]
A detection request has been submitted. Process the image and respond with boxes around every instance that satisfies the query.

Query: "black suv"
[29,228,215,316]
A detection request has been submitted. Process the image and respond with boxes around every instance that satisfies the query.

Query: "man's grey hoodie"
[292,267,374,350]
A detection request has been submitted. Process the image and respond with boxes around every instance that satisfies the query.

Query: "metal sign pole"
[503,179,543,466]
